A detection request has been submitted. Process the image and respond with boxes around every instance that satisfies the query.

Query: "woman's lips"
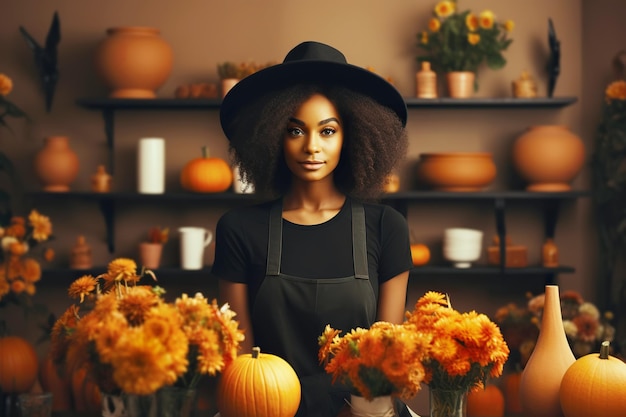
[299,161,325,170]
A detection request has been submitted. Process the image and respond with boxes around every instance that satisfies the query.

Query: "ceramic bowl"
[416,152,497,191]
[443,228,483,268]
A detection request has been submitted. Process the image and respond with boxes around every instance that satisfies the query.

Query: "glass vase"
[102,393,156,417]
[429,388,467,417]
[157,386,197,417]
[349,394,396,417]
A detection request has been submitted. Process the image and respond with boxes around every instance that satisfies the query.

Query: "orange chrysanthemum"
[50,265,244,396]
[68,275,98,302]
[605,80,626,100]
[468,33,480,45]
[504,20,515,32]
[0,74,13,96]
[28,210,52,242]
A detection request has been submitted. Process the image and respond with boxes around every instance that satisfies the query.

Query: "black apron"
[251,199,410,417]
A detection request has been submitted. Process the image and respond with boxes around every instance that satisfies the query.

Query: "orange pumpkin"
[559,341,626,417]
[503,371,522,414]
[217,346,301,417]
[71,366,102,413]
[0,336,39,393]
[180,146,233,193]
[466,384,505,417]
[410,243,431,266]
[39,353,73,411]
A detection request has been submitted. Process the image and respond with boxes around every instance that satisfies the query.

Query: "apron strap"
[351,201,369,279]
[266,200,283,276]
[265,198,369,279]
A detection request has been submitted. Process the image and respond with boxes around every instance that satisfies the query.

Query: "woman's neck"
[282,180,346,225]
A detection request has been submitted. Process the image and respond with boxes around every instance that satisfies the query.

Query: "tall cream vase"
[518,285,575,417]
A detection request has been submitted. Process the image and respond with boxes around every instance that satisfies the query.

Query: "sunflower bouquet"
[318,321,431,400]
[416,0,513,81]
[50,258,244,396]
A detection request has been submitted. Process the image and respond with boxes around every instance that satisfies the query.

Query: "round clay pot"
[512,125,586,191]
[446,71,475,98]
[94,27,173,98]
[416,152,497,191]
[33,136,80,192]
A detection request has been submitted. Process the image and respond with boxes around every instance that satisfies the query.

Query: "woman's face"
[283,94,344,184]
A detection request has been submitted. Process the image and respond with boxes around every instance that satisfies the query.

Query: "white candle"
[137,137,165,194]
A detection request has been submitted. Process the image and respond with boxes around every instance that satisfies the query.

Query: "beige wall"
[2,0,624,409]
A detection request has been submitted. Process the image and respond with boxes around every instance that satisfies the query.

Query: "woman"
[213,41,413,417]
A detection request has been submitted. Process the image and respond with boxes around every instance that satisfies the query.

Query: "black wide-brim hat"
[219,41,407,141]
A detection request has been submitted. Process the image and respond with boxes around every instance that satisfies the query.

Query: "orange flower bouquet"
[0,209,54,311]
[405,291,509,417]
[50,258,244,397]
[318,321,432,401]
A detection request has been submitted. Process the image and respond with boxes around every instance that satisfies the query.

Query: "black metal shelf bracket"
[102,109,115,173]
[494,198,507,273]
[98,197,115,253]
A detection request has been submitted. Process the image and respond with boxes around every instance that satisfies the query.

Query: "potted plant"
[592,66,626,358]
[216,61,276,97]
[416,0,514,97]
[138,226,169,269]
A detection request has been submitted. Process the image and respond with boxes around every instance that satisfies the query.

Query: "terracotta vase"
[416,152,497,191]
[94,27,173,98]
[446,71,475,98]
[70,235,93,269]
[512,125,586,191]
[139,242,163,269]
[33,136,80,192]
[541,238,559,267]
[416,61,438,98]
[519,285,575,417]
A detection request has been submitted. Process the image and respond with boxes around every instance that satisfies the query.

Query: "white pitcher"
[178,227,213,270]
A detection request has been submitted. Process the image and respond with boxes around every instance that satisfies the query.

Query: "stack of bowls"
[443,228,484,268]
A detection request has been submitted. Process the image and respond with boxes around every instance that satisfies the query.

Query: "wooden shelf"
[76,96,578,110]
[403,96,578,108]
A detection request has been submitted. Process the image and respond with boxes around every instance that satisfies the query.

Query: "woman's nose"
[304,135,321,154]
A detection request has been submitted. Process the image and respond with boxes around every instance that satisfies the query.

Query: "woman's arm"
[376,271,409,324]
[219,280,255,354]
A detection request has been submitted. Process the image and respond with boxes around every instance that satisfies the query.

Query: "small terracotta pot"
[94,27,173,98]
[512,125,586,191]
[446,71,475,98]
[33,136,80,192]
[139,242,163,269]
[416,152,497,191]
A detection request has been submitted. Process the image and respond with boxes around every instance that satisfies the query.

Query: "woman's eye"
[321,127,336,136]
[287,127,303,136]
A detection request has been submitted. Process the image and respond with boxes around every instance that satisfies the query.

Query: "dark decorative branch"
[547,18,561,98]
[19,11,61,112]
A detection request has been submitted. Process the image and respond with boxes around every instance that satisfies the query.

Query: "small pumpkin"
[39,352,73,411]
[410,243,431,266]
[559,341,626,417]
[466,383,505,417]
[0,336,39,393]
[180,146,233,193]
[502,371,522,414]
[71,366,102,413]
[217,346,301,417]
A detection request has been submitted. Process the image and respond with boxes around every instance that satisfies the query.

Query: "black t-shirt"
[211,198,412,304]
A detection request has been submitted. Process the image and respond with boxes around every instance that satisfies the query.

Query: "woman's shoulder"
[360,200,407,224]
[217,199,276,229]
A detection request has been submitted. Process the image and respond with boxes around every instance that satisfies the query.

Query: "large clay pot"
[416,152,497,191]
[518,285,575,417]
[512,125,586,191]
[446,71,475,98]
[94,27,173,98]
[33,136,80,192]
